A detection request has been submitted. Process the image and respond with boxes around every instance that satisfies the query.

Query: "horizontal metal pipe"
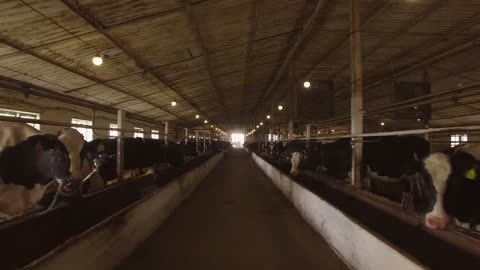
[260,125,480,142]
[0,116,170,136]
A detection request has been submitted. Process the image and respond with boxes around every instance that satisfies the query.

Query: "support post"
[288,120,294,140]
[195,131,199,153]
[350,0,364,188]
[164,122,169,145]
[306,124,312,141]
[185,128,188,143]
[203,132,206,153]
[116,110,125,181]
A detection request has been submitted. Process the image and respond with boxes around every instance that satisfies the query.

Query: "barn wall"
[0,91,179,140]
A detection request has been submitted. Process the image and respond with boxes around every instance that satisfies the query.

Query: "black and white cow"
[288,136,429,206]
[423,143,480,230]
[0,123,104,218]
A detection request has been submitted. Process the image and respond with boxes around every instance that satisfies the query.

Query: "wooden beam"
[0,35,190,123]
[59,0,208,122]
[251,0,329,120]
[182,0,228,119]
[326,0,448,80]
[0,74,167,126]
[241,0,261,122]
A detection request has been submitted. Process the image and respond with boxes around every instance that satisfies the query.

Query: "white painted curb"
[251,152,425,270]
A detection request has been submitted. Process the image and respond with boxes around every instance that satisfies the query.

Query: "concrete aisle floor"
[117,149,348,270]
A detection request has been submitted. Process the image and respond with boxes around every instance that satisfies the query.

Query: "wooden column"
[185,128,188,143]
[116,110,125,181]
[306,124,312,141]
[350,0,364,188]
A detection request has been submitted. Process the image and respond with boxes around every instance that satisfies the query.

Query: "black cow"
[83,138,184,181]
[289,136,429,206]
[181,140,199,159]
[423,143,480,230]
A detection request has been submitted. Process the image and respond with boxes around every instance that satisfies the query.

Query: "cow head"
[290,152,304,176]
[422,153,452,229]
[57,128,86,195]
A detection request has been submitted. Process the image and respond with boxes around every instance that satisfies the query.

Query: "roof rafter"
[60,0,209,122]
[0,34,189,122]
[326,0,448,80]
[251,0,329,121]
[241,0,261,122]
[181,0,228,120]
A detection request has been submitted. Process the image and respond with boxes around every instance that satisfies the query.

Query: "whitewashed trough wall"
[24,152,224,270]
[251,152,425,270]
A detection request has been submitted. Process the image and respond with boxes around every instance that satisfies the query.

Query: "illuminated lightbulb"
[278,105,283,111]
[92,55,103,66]
[204,120,208,124]
[171,101,177,106]
[196,115,200,119]
[303,81,311,88]
[267,115,271,119]
[381,122,385,126]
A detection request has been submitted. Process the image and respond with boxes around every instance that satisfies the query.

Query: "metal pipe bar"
[116,110,125,181]
[0,116,170,136]
[268,125,480,142]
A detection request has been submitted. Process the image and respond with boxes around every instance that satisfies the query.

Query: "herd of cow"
[0,121,231,220]
[245,135,480,232]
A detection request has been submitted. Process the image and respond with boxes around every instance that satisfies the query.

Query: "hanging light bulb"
[267,115,271,119]
[196,114,200,119]
[210,125,213,128]
[92,55,103,66]
[256,125,259,128]
[278,105,283,111]
[303,81,311,88]
[204,120,208,124]
[171,101,177,106]
[381,122,385,126]
[260,122,263,126]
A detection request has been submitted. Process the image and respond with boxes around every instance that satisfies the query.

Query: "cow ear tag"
[35,143,44,152]
[97,144,105,152]
[466,169,476,180]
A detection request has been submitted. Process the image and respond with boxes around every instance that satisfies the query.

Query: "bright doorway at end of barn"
[231,133,244,148]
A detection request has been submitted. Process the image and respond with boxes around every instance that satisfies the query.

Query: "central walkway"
[117,149,347,270]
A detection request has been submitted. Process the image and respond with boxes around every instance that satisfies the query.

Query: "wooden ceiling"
[0,0,480,129]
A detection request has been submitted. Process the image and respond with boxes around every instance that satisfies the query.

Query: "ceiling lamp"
[381,122,385,126]
[331,129,335,133]
[171,101,177,106]
[267,115,271,119]
[204,120,208,124]
[303,81,311,88]
[278,105,283,111]
[210,125,213,128]
[260,122,263,125]
[92,54,103,66]
[196,114,200,119]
